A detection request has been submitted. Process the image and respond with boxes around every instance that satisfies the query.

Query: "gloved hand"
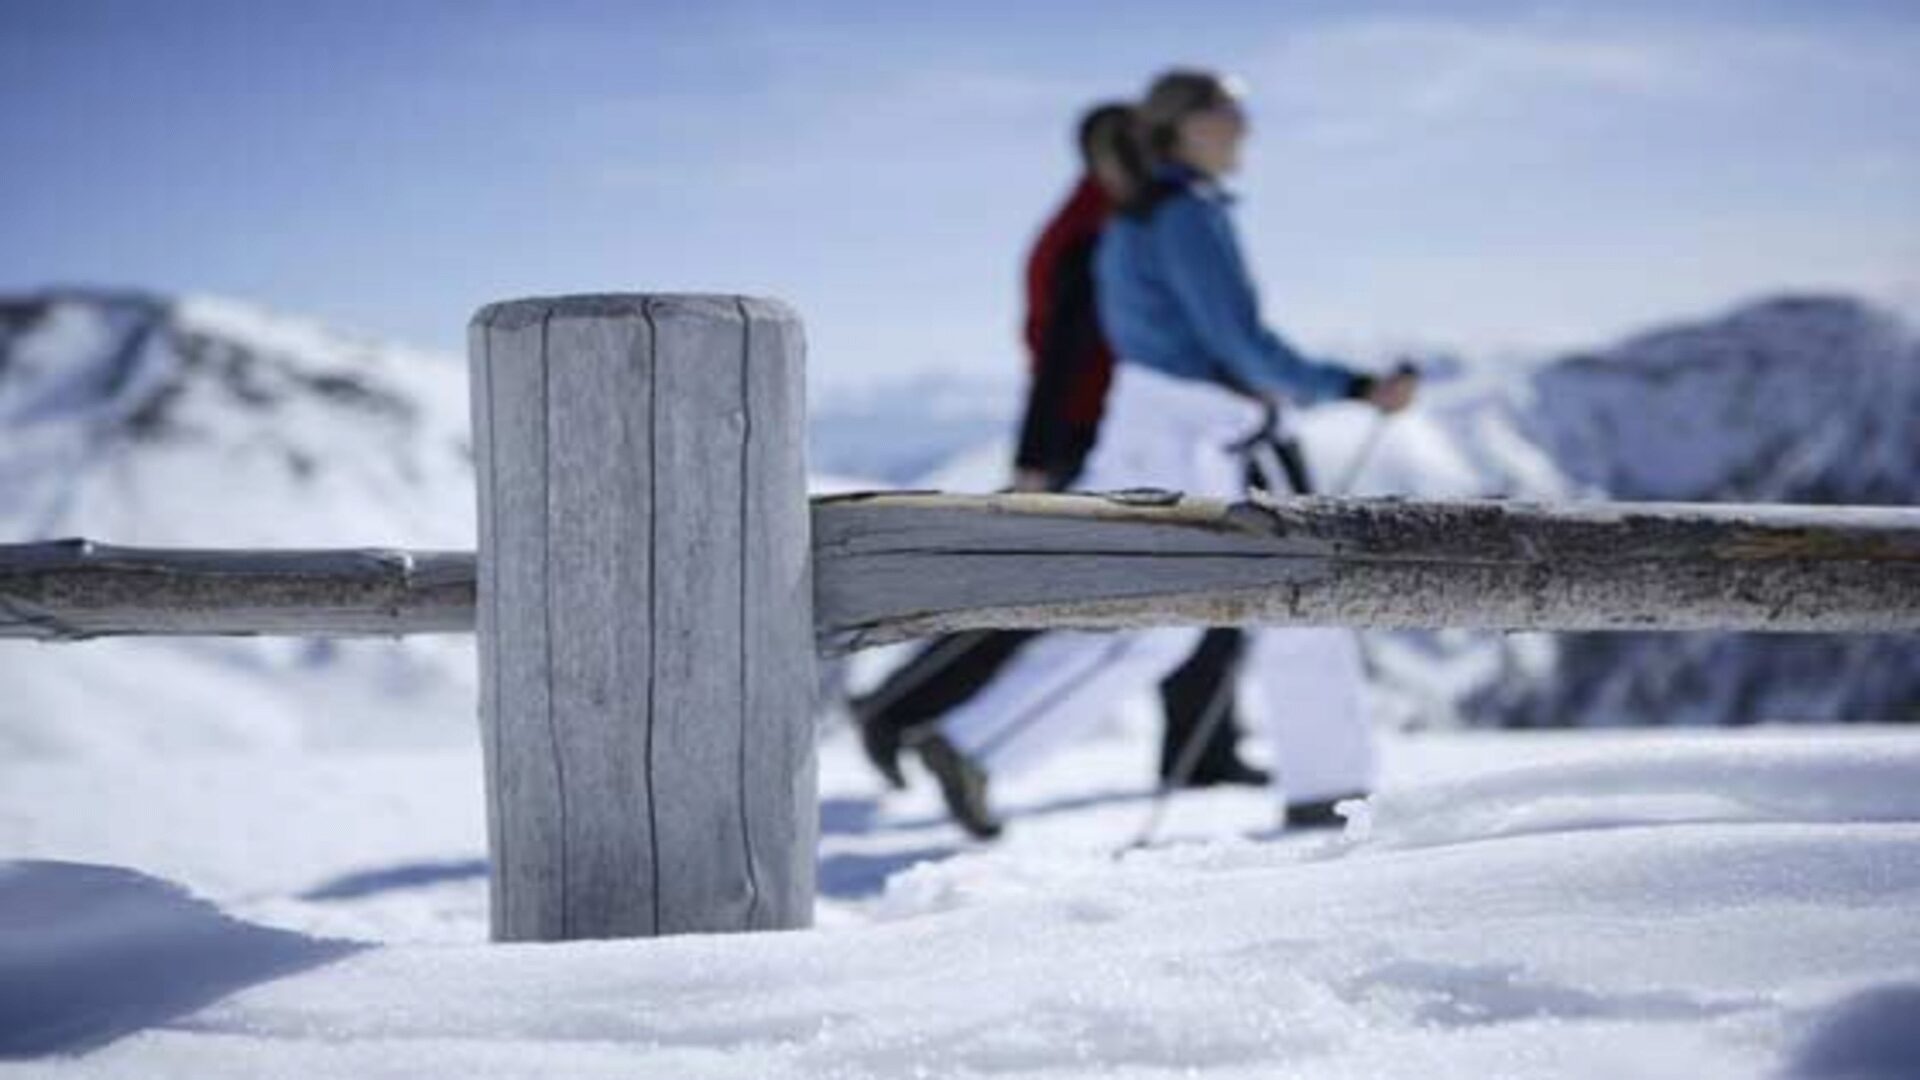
[1365,360,1420,414]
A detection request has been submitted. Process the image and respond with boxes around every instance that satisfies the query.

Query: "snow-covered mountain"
[2,288,1913,755]
[1531,296,1918,506]
[0,289,478,756]
[1486,296,1920,728]
[1293,295,1918,728]
[0,288,474,547]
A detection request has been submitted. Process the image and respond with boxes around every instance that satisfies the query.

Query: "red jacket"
[1016,178,1116,477]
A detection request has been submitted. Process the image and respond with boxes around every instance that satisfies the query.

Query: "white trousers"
[1244,626,1374,803]
[939,362,1377,803]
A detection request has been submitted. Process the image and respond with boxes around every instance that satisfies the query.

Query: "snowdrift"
[4,730,1918,1077]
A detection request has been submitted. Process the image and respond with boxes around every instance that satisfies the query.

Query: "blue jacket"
[1093,165,1360,404]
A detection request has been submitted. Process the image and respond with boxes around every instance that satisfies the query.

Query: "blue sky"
[3,0,1916,388]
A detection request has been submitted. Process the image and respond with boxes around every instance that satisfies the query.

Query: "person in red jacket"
[854,103,1265,808]
[1009,104,1132,493]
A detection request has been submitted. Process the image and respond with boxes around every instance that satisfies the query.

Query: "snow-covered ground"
[5,716,1920,1077]
[4,289,1918,1075]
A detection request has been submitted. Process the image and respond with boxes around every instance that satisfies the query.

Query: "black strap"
[1228,405,1314,497]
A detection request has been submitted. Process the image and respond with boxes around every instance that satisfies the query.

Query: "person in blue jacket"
[851,102,1270,799]
[915,69,1416,840]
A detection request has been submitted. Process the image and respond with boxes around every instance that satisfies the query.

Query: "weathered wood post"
[469,295,815,941]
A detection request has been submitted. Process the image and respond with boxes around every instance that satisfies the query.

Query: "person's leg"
[918,364,1250,836]
[1156,628,1266,786]
[918,625,1201,838]
[855,632,1041,727]
[1247,627,1376,823]
[854,421,1100,791]
[850,630,1041,788]
[941,626,1204,776]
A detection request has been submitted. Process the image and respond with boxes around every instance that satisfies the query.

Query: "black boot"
[1159,628,1268,788]
[851,631,1037,792]
[1287,793,1367,829]
[912,732,1003,840]
[857,716,910,791]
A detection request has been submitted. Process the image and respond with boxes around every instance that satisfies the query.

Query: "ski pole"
[1330,411,1390,495]
[1329,361,1416,495]
[1118,665,1238,854]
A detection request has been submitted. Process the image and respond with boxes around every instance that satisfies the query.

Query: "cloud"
[1248,12,1920,151]
[475,5,1920,373]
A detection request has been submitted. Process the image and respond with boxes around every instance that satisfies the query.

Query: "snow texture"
[4,727,1919,1077]
[0,862,361,1058]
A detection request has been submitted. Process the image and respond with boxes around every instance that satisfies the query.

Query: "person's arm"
[1152,196,1362,404]
[1014,237,1100,485]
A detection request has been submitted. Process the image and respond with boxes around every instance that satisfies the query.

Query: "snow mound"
[0,861,359,1058]
[9,731,1918,1078]
[1784,983,1920,1080]
[1347,734,1920,852]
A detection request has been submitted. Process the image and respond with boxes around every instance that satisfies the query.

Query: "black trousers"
[852,625,1250,780]
[852,433,1315,780]
[860,441,1320,776]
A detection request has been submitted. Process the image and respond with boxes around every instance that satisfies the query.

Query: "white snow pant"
[941,362,1375,802]
[1245,626,1375,803]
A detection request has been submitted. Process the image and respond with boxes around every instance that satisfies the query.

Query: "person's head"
[1077,102,1146,201]
[1138,68,1248,177]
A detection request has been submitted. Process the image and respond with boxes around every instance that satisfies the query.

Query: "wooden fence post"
[469,294,815,941]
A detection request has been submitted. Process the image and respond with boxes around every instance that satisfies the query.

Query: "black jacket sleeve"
[1014,236,1100,481]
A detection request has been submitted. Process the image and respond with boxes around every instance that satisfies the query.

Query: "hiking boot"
[857,715,909,791]
[912,733,1003,841]
[1287,793,1367,830]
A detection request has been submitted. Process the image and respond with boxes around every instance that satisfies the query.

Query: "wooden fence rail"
[812,492,1920,650]
[5,292,1918,945]
[0,541,472,640]
[6,496,1919,645]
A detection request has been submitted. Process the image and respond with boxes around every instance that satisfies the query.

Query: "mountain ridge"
[0,286,1911,750]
